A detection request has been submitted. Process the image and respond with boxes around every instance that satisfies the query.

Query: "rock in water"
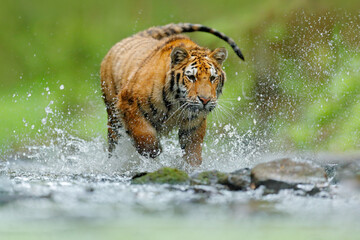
[190,170,229,185]
[251,158,328,194]
[226,168,251,190]
[132,167,189,185]
[190,169,251,191]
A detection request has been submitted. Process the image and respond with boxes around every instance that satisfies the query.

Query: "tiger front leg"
[107,118,121,154]
[105,101,123,155]
[179,120,206,166]
[122,111,162,158]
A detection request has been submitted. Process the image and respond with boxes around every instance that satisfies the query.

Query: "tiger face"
[170,47,227,116]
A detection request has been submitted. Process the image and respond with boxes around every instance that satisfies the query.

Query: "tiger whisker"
[220,107,238,123]
[176,103,189,125]
[216,103,238,123]
[212,105,226,123]
[164,102,189,124]
[219,102,237,114]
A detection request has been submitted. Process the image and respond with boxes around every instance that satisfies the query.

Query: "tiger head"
[170,46,227,115]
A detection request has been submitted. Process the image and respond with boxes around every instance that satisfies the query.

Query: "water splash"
[6,122,263,177]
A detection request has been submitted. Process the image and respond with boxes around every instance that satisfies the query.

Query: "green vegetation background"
[0,0,359,154]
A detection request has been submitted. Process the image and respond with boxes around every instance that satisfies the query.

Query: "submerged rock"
[131,167,251,190]
[132,167,189,185]
[190,168,251,190]
[251,158,328,194]
[130,158,332,195]
[225,168,251,190]
[190,170,228,185]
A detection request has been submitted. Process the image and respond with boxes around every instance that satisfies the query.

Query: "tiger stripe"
[100,23,244,166]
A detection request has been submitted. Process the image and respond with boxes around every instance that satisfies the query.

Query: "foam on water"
[5,122,263,177]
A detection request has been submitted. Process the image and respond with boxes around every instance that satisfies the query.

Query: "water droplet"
[45,106,53,114]
[60,84,64,90]
[237,96,241,101]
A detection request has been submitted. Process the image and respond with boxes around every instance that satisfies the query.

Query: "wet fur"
[100,23,243,166]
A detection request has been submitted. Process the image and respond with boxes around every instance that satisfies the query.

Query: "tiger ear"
[171,47,189,65]
[210,47,228,65]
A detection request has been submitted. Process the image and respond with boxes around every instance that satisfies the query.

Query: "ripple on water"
[1,129,360,227]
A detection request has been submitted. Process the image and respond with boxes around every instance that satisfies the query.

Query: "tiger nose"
[199,96,211,105]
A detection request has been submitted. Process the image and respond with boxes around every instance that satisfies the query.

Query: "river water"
[1,131,360,240]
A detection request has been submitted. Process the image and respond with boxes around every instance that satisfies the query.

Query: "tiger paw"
[135,142,162,158]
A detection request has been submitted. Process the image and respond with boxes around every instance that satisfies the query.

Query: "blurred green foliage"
[1,0,360,154]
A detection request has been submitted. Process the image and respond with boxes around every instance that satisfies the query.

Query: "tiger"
[100,23,244,166]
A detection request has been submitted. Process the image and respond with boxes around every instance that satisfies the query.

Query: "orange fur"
[100,23,243,166]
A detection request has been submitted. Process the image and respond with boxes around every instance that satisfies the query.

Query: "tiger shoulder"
[100,23,244,166]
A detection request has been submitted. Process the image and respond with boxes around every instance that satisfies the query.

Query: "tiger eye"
[101,22,244,166]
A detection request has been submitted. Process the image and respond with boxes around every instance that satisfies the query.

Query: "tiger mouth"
[184,102,216,113]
